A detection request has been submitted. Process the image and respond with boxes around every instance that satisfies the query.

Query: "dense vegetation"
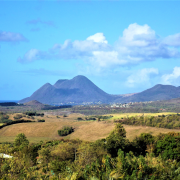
[0,119,35,129]
[58,126,74,136]
[121,113,180,129]
[133,98,180,112]
[0,102,18,106]
[0,112,35,129]
[0,112,11,124]
[24,111,44,117]
[0,124,180,179]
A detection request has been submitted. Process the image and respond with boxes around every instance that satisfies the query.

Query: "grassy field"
[0,112,180,143]
[106,112,177,121]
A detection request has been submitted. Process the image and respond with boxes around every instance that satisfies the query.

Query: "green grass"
[105,112,177,121]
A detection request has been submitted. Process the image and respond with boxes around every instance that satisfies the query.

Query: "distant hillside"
[19,75,114,105]
[133,97,180,112]
[24,100,44,106]
[115,84,180,103]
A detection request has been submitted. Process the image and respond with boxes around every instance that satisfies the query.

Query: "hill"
[24,100,45,106]
[115,84,180,103]
[19,75,114,105]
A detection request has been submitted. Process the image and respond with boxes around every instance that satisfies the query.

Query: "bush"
[37,119,45,122]
[25,112,36,116]
[13,114,23,120]
[0,119,13,124]
[58,126,74,136]
[25,112,44,117]
[77,117,83,120]
[85,116,96,120]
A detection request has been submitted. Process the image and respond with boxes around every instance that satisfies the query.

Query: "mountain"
[115,84,180,103]
[19,76,180,105]
[19,75,114,104]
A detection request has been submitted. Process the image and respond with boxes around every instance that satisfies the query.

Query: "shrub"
[13,114,23,120]
[85,116,96,120]
[77,117,83,120]
[25,112,44,117]
[25,112,36,116]
[37,119,45,122]
[58,126,74,136]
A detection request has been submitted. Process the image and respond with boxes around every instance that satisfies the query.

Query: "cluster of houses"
[111,103,132,108]
[110,101,153,108]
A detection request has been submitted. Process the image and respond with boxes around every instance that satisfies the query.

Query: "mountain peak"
[54,79,68,88]
[73,75,88,80]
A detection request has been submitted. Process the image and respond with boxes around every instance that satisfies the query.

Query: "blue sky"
[0,0,180,100]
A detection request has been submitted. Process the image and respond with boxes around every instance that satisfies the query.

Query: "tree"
[155,135,180,161]
[106,124,126,157]
[132,133,155,156]
[14,133,29,150]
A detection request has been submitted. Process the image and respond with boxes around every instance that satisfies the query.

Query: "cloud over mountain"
[161,67,180,86]
[126,68,159,87]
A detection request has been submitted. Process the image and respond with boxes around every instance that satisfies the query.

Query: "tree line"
[120,113,180,129]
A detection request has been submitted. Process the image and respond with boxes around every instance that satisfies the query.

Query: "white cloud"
[161,67,180,86]
[86,33,108,44]
[18,33,110,62]
[163,33,180,47]
[119,23,156,47]
[0,31,27,42]
[18,23,180,69]
[90,51,126,67]
[114,23,179,65]
[17,49,48,63]
[126,68,159,87]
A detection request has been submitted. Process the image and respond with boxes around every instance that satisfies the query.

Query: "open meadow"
[0,112,180,143]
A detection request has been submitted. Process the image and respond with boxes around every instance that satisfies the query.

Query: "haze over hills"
[19,75,180,105]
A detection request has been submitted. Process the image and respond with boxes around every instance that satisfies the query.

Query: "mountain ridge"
[19,75,180,105]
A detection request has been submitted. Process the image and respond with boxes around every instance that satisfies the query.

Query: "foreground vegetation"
[0,124,180,179]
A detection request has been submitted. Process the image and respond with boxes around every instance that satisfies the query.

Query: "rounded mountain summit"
[19,75,114,105]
